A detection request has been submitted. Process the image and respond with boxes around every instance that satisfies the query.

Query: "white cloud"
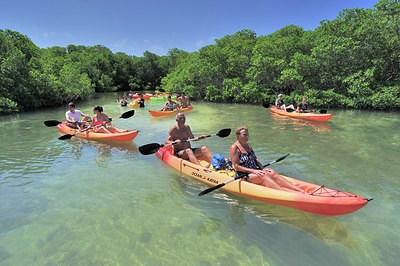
[196,40,205,48]
[114,39,128,48]
[196,36,217,49]
[42,31,55,38]
[149,45,165,54]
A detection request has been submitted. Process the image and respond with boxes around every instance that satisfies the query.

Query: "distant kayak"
[149,95,177,102]
[156,146,371,216]
[149,105,193,117]
[57,123,138,142]
[269,106,333,122]
[131,94,153,100]
[129,100,140,108]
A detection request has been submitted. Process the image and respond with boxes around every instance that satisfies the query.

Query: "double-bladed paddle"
[138,128,231,155]
[44,120,93,127]
[58,110,135,140]
[198,154,290,196]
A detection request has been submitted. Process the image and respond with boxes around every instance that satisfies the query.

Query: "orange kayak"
[57,123,138,142]
[149,105,193,117]
[269,106,333,122]
[131,94,153,100]
[156,146,371,216]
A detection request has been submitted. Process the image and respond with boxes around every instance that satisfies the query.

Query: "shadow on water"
[269,113,331,132]
[168,170,357,251]
[69,138,138,154]
[227,195,358,251]
[62,138,138,167]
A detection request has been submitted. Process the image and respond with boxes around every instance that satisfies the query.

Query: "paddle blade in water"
[58,134,73,140]
[198,183,225,196]
[262,103,270,108]
[139,143,162,155]
[120,110,135,119]
[44,120,61,127]
[216,128,231,138]
[319,110,327,114]
[275,154,290,163]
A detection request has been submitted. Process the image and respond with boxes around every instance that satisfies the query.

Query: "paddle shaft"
[198,154,290,196]
[164,133,215,147]
[138,128,231,155]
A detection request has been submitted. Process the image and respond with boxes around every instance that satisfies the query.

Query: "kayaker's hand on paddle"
[195,134,208,141]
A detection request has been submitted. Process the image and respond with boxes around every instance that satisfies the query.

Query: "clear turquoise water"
[0,93,399,265]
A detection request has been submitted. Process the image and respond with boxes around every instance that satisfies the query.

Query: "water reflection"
[171,173,356,250]
[270,113,331,132]
[216,191,357,250]
[65,138,138,165]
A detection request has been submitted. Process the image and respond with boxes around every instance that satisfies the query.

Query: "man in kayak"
[65,102,91,130]
[275,94,295,112]
[177,92,190,108]
[135,94,145,108]
[296,97,315,113]
[165,113,213,166]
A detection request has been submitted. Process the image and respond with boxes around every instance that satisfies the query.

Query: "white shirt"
[66,110,83,122]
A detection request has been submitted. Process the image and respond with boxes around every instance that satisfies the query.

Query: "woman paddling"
[229,126,304,192]
[89,106,122,134]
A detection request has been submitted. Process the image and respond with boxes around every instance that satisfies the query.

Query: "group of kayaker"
[166,112,305,192]
[161,93,191,111]
[66,92,311,192]
[275,94,314,113]
[66,103,121,134]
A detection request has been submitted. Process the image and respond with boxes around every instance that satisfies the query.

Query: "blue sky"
[1,0,378,57]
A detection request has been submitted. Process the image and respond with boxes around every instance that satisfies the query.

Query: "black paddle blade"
[44,120,61,127]
[120,110,135,119]
[198,183,225,196]
[319,110,327,114]
[286,108,295,112]
[275,153,290,163]
[216,128,231,138]
[58,134,73,140]
[138,143,162,155]
[262,103,270,108]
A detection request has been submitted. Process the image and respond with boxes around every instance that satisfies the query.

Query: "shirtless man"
[165,113,213,166]
[177,92,190,108]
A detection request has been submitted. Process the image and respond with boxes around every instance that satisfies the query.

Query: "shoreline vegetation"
[1,0,399,114]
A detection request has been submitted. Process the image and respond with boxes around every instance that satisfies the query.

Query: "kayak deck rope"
[310,185,359,198]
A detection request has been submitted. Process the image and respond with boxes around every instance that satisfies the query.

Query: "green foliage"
[0,30,175,113]
[0,97,19,113]
[1,0,399,113]
[161,0,400,110]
